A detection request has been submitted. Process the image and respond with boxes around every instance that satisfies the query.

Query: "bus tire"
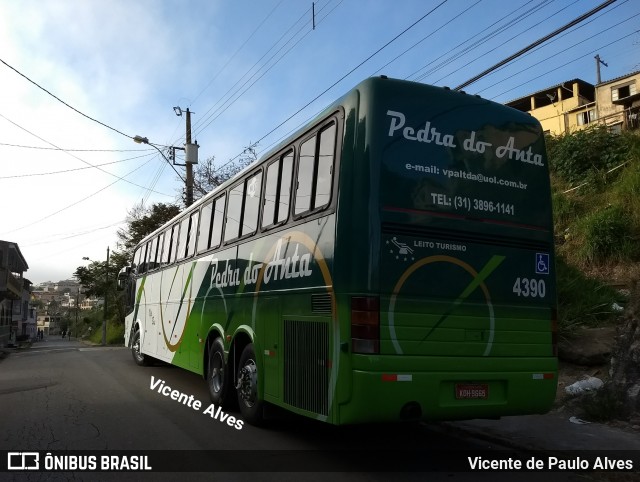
[207,337,232,407]
[236,343,264,425]
[131,329,150,366]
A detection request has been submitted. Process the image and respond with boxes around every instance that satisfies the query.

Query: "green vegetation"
[547,126,640,336]
[555,259,623,338]
[84,320,125,345]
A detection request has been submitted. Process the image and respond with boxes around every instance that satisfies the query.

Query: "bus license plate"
[455,384,488,400]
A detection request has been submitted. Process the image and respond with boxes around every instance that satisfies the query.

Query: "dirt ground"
[554,324,640,433]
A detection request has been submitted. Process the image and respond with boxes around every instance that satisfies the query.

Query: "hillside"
[548,126,639,337]
[548,126,640,423]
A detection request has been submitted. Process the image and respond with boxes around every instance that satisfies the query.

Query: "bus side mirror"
[117,266,132,291]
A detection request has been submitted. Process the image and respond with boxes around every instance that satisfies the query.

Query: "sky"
[1,0,638,284]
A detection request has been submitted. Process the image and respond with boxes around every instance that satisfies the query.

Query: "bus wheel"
[207,337,232,407]
[236,343,263,425]
[132,329,149,366]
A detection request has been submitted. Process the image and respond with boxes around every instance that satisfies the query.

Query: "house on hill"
[505,70,640,136]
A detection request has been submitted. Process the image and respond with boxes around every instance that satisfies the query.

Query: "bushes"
[548,129,638,334]
[86,321,125,345]
[555,258,623,337]
[546,126,629,185]
[549,129,640,268]
[577,206,636,263]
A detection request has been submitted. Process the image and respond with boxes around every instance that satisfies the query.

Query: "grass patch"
[87,322,125,345]
[556,258,624,338]
[576,206,636,264]
[551,190,582,229]
[549,130,640,271]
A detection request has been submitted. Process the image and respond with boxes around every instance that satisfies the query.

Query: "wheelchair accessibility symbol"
[535,253,550,275]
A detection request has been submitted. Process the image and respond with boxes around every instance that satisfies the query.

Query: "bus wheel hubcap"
[210,353,223,393]
[237,359,257,407]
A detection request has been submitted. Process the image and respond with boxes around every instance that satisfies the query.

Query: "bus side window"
[263,151,293,228]
[295,136,316,215]
[186,211,199,258]
[278,152,293,223]
[146,240,154,272]
[225,183,243,243]
[132,247,142,275]
[170,223,180,264]
[160,227,172,267]
[263,160,278,228]
[139,242,149,274]
[295,121,336,216]
[197,200,214,254]
[242,172,262,236]
[315,123,336,209]
[176,216,190,261]
[155,232,164,269]
[147,236,158,271]
[211,195,225,248]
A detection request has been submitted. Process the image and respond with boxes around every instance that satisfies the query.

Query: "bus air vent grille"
[311,294,332,314]
[284,320,329,416]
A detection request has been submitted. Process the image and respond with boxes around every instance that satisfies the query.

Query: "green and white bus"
[121,76,557,426]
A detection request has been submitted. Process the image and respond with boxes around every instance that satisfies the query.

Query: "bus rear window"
[380,107,550,229]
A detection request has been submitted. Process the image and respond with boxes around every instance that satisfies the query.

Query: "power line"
[0,57,135,140]
[191,1,332,140]
[1,156,158,236]
[429,0,582,86]
[190,0,286,107]
[141,159,168,206]
[488,28,640,101]
[410,0,551,83]
[475,7,637,96]
[0,142,152,152]
[213,0,449,174]
[0,152,155,179]
[143,141,186,183]
[19,220,127,247]
[370,0,484,77]
[0,112,171,196]
[454,0,619,90]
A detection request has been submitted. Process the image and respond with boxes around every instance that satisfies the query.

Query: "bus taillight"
[351,296,380,354]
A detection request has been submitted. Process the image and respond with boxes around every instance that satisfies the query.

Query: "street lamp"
[134,135,186,184]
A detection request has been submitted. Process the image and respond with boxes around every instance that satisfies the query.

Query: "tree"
[188,143,258,203]
[116,202,181,254]
[73,202,180,325]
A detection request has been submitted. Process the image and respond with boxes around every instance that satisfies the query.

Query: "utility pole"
[594,55,608,123]
[595,54,608,84]
[102,246,109,346]
[173,106,198,206]
[185,108,194,207]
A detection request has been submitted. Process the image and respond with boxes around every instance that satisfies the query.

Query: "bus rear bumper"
[337,366,557,425]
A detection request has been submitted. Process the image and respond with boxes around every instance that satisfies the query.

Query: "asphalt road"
[0,339,581,481]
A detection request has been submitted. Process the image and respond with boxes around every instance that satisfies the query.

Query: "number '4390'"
[512,278,546,298]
